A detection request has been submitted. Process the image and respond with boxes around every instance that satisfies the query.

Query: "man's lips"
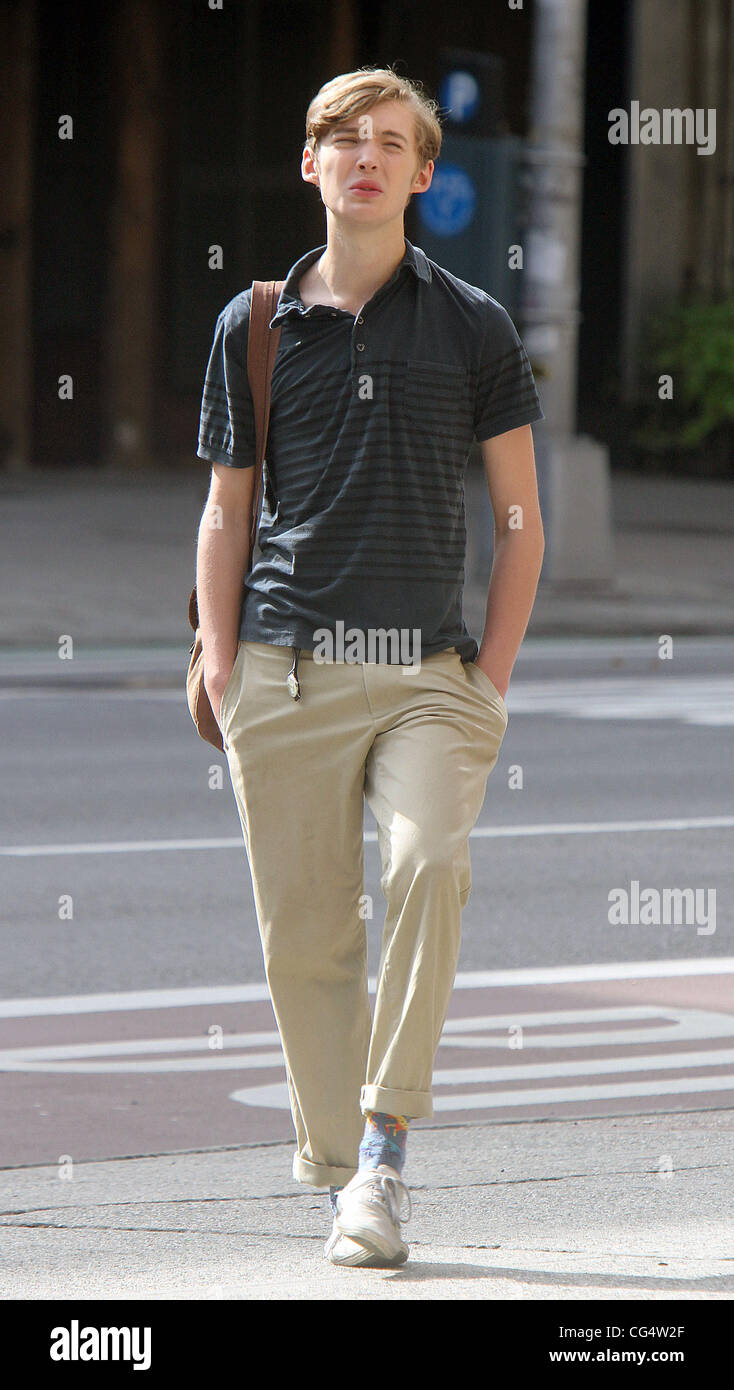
[350,181,382,193]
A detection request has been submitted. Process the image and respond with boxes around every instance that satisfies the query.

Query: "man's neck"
[308,222,407,313]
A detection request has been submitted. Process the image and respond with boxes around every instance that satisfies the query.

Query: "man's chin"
[327,198,398,226]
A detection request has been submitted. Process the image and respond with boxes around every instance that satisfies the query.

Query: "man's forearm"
[196,507,250,685]
[476,526,545,698]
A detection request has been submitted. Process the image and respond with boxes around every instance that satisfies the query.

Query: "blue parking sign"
[418,163,477,237]
[439,70,481,124]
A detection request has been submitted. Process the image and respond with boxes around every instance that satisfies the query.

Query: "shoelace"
[352,1170,412,1226]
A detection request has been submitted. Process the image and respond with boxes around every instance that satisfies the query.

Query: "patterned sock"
[358,1111,409,1175]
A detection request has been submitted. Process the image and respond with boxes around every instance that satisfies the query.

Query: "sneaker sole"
[334,1215,409,1264]
[327,1236,405,1269]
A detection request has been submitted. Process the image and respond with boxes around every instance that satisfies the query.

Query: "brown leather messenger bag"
[186,279,284,749]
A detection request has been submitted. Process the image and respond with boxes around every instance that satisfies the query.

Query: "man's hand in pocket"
[204,663,235,732]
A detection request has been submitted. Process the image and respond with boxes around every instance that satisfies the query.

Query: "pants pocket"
[465,659,508,722]
[219,640,245,736]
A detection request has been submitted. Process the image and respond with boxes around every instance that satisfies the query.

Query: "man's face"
[302,100,433,221]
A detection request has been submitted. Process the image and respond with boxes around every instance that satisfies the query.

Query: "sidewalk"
[1,465,733,648]
[1,1110,731,1299]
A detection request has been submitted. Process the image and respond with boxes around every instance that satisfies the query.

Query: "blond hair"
[304,66,442,174]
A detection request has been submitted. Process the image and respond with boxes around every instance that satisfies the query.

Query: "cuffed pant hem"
[360,1084,434,1120]
[292,1153,358,1189]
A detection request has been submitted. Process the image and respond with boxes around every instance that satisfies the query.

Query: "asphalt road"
[1,637,733,1165]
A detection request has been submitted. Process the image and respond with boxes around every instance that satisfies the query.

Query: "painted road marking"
[227,1003,734,1114]
[3,1008,734,1072]
[5,1006,734,1067]
[231,1074,734,1113]
[2,966,733,1150]
[3,996,734,1117]
[1,958,732,1017]
[2,815,733,856]
[430,1076,734,1111]
[439,1004,734,1045]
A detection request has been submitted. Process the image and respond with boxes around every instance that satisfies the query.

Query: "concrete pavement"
[1,1110,732,1300]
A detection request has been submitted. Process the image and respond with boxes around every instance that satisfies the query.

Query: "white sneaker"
[334,1164,411,1264]
[323,1220,397,1268]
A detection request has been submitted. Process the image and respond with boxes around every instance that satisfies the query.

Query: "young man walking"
[196,67,545,1268]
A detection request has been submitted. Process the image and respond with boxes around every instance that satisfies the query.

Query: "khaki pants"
[219,639,508,1189]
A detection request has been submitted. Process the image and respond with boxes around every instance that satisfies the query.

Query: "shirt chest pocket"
[402,359,469,438]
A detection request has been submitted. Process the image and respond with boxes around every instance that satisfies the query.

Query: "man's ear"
[302,143,320,188]
[411,160,434,193]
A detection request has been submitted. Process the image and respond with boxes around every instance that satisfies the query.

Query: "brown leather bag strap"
[187,279,284,635]
[247,280,284,561]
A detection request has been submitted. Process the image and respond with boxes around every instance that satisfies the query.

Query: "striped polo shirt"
[197,237,544,663]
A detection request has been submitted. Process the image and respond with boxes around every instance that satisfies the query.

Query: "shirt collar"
[268,237,432,327]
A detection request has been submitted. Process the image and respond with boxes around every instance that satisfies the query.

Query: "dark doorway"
[577,0,631,465]
[31,0,116,467]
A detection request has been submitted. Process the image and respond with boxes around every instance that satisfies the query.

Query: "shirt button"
[356,342,365,351]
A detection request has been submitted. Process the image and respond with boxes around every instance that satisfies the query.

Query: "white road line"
[471,816,734,837]
[230,1073,734,1112]
[439,1005,734,1046]
[0,1007,726,1066]
[0,837,245,856]
[433,1050,734,1083]
[431,1074,734,1110]
[448,960,734,987]
[2,815,733,857]
[0,960,732,1017]
[0,1052,286,1073]
[2,1003,733,1073]
[0,983,275,1016]
[0,1030,281,1060]
[3,1045,734,1078]
[0,689,185,700]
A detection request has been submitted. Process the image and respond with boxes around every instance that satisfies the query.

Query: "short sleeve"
[196,293,256,468]
[473,299,545,442]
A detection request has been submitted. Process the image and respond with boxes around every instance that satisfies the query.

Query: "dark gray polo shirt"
[197,238,544,663]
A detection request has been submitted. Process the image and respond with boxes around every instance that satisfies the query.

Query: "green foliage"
[633,295,734,453]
